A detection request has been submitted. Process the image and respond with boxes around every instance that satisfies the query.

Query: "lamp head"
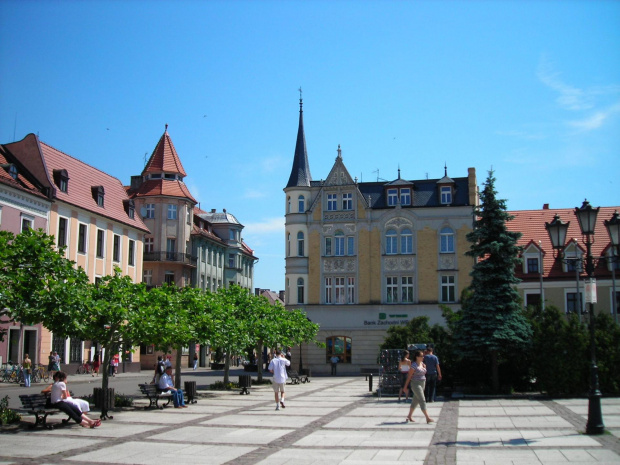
[545,214,570,252]
[575,199,599,237]
[604,210,620,254]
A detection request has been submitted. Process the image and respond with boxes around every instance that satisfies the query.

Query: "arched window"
[297,231,304,256]
[287,233,291,257]
[386,229,397,254]
[401,228,413,254]
[440,227,455,253]
[298,195,305,213]
[297,277,304,304]
[325,336,352,363]
[334,230,345,256]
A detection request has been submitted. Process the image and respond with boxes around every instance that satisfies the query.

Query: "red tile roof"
[128,178,197,203]
[508,206,619,278]
[0,148,49,200]
[142,126,187,177]
[38,139,150,233]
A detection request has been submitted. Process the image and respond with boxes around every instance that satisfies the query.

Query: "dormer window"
[92,186,105,207]
[123,199,135,219]
[149,173,162,179]
[387,189,398,206]
[440,186,452,204]
[164,173,177,180]
[53,169,69,193]
[8,164,18,180]
[400,188,411,206]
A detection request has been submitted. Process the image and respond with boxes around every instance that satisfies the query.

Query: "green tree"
[0,229,90,341]
[455,170,532,392]
[380,316,432,350]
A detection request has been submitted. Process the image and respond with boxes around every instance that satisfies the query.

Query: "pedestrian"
[398,351,411,402]
[403,350,434,424]
[165,354,173,369]
[152,355,166,384]
[285,347,292,373]
[50,351,61,377]
[268,349,290,410]
[193,353,198,370]
[22,353,32,387]
[330,355,339,375]
[423,345,442,402]
[112,353,119,376]
[92,352,100,377]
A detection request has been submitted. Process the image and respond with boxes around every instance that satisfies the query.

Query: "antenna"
[143,152,148,167]
[373,168,379,182]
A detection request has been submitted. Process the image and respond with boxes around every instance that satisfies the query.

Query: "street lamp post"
[604,211,620,324]
[545,200,605,435]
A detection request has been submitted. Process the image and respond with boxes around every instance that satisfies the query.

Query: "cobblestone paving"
[0,377,618,464]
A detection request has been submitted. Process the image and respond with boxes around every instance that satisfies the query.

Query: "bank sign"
[364,313,410,326]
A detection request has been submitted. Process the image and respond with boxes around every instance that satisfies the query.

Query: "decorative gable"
[324,146,354,186]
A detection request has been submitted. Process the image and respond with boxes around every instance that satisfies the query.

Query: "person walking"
[403,350,434,424]
[397,351,411,402]
[423,345,442,402]
[22,354,32,387]
[330,355,339,375]
[268,349,290,410]
[193,353,198,370]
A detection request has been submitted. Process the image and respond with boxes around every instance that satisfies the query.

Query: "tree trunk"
[491,350,499,393]
[101,345,111,393]
[223,352,230,385]
[174,345,182,389]
[256,341,263,383]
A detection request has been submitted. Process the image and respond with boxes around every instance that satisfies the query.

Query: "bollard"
[369,373,373,392]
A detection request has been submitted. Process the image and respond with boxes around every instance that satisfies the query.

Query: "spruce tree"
[456,170,532,392]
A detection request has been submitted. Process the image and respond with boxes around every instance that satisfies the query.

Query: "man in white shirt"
[157,367,187,408]
[268,349,290,410]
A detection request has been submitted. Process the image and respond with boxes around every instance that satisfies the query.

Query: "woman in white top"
[45,371,100,428]
[398,351,412,402]
[42,372,91,413]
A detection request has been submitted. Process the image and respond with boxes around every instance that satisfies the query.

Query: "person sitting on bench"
[49,371,100,428]
[157,367,187,408]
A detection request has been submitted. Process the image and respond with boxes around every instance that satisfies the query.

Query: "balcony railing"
[143,251,197,266]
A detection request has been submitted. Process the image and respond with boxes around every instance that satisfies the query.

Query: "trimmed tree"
[455,170,532,392]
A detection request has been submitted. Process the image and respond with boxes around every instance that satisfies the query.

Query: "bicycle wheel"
[76,366,84,375]
[43,370,50,382]
[32,369,41,383]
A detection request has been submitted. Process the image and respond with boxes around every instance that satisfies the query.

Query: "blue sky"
[1,0,619,292]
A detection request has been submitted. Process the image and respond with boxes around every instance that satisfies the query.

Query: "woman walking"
[398,350,411,402]
[403,350,434,424]
[22,354,32,387]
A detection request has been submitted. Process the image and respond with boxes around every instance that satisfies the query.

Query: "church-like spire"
[286,90,312,188]
[142,124,187,178]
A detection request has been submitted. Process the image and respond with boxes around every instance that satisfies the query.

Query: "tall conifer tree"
[456,170,532,391]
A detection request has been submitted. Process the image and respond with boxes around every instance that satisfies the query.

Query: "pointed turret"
[142,124,187,178]
[286,97,312,188]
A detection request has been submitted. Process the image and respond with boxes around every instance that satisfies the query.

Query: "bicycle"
[32,364,49,383]
[76,361,92,375]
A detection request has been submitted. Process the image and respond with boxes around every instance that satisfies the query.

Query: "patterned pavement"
[0,376,619,464]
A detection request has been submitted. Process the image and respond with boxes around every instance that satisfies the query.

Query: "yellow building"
[284,100,479,374]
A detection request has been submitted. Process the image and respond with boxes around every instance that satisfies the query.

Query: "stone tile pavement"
[0,376,619,464]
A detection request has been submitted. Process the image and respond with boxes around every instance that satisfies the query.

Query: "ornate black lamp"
[605,211,620,254]
[545,200,604,435]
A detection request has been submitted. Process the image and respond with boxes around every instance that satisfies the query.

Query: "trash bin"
[93,387,115,420]
[238,374,252,395]
[184,380,197,404]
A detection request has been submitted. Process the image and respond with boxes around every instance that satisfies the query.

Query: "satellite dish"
[140,206,147,217]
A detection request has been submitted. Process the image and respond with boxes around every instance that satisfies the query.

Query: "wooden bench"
[360,367,381,380]
[139,383,172,409]
[287,370,309,384]
[18,394,70,429]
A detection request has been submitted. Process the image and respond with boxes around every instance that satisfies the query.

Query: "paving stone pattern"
[0,376,619,464]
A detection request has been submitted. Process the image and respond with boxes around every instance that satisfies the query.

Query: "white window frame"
[334,231,345,256]
[347,277,355,304]
[440,227,455,253]
[401,276,414,303]
[327,193,337,211]
[143,269,152,285]
[440,275,456,303]
[387,189,398,206]
[297,231,304,256]
[145,204,155,219]
[335,277,345,304]
[386,276,398,303]
[167,204,177,220]
[400,188,411,206]
[342,192,352,210]
[347,236,355,256]
[401,228,413,254]
[386,229,397,255]
[298,195,305,213]
[440,186,452,204]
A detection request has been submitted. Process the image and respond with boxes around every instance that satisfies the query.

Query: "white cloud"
[243,217,284,234]
[567,102,620,132]
[537,57,592,111]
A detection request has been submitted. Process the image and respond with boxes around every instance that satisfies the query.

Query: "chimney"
[543,204,549,210]
[211,209,216,213]
[279,290,285,302]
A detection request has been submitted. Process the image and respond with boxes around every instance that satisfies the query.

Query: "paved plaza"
[1,375,619,464]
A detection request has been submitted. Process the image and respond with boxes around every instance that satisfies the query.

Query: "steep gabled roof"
[128,179,197,203]
[0,142,50,200]
[285,99,312,188]
[142,125,187,177]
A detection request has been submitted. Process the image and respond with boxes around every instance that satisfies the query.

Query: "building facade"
[127,126,257,369]
[509,205,620,320]
[0,134,149,371]
[284,101,479,374]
